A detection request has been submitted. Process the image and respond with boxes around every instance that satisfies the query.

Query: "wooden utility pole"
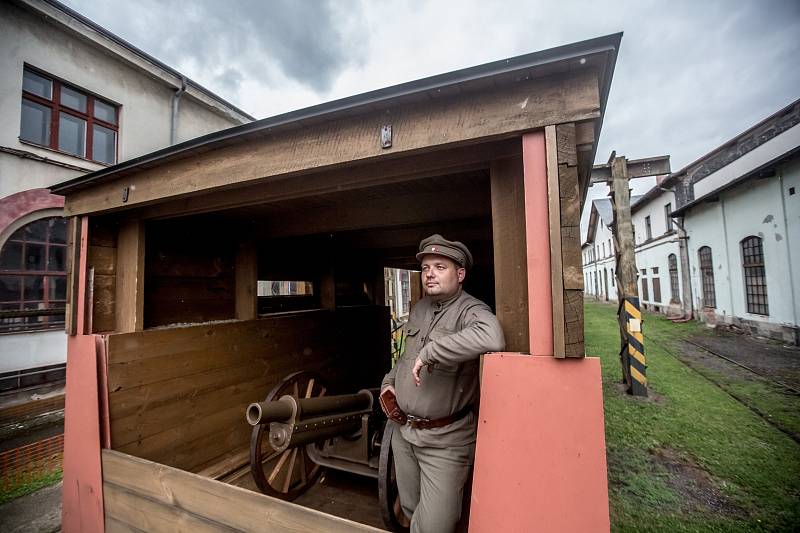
[591,153,670,396]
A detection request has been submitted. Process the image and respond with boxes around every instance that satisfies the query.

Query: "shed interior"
[89,165,498,528]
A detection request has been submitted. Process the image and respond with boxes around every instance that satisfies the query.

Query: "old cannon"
[246,370,408,531]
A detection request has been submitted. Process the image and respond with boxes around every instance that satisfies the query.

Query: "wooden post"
[320,267,336,310]
[115,219,145,332]
[609,156,647,396]
[235,239,258,320]
[556,123,585,357]
[544,126,566,359]
[490,155,530,353]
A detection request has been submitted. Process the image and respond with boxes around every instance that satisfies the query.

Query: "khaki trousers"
[391,429,475,533]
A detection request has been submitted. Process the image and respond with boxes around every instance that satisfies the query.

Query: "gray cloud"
[64,0,365,95]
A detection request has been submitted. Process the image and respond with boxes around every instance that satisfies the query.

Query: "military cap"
[416,234,473,270]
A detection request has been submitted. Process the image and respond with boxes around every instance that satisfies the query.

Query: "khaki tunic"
[381,289,505,447]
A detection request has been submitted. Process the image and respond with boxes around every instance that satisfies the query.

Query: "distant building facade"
[0,0,253,388]
[667,99,800,344]
[583,99,800,344]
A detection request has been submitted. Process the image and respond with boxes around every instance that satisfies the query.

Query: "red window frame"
[0,217,68,333]
[20,65,119,164]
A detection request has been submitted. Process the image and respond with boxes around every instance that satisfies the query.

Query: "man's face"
[420,255,465,300]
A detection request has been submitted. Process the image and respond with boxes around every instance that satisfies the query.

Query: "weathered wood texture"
[490,154,530,353]
[64,70,601,217]
[102,449,383,532]
[88,219,118,333]
[115,219,145,333]
[545,126,565,359]
[65,216,81,335]
[140,139,519,221]
[106,307,389,473]
[556,123,585,357]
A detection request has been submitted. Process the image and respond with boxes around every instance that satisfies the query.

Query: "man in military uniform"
[380,234,505,533]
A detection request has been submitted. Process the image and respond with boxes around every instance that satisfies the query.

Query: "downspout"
[170,76,188,145]
[778,170,799,344]
[673,215,694,320]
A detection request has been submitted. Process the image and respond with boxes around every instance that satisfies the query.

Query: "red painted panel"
[61,334,105,533]
[470,354,610,532]
[522,132,553,355]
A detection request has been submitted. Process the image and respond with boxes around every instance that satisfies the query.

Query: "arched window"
[0,217,67,332]
[698,246,715,308]
[741,236,768,315]
[668,253,680,304]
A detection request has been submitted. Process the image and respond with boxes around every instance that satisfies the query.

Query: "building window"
[608,239,612,256]
[645,216,652,240]
[400,270,410,316]
[601,242,605,258]
[668,253,679,303]
[0,217,68,332]
[20,66,119,164]
[641,270,650,302]
[664,203,673,232]
[741,236,769,315]
[611,268,615,287]
[698,246,716,308]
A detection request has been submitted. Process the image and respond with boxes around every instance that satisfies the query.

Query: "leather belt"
[405,403,474,430]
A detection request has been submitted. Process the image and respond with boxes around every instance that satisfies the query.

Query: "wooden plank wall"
[102,449,383,532]
[143,219,236,328]
[556,123,585,357]
[106,307,389,474]
[88,218,118,333]
[490,156,530,352]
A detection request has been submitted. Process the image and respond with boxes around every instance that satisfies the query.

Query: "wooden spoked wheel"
[249,370,328,501]
[378,420,411,532]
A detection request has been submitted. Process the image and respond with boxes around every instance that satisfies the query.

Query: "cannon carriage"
[54,35,618,532]
[245,370,408,531]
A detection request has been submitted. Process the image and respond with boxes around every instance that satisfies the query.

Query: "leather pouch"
[379,388,408,425]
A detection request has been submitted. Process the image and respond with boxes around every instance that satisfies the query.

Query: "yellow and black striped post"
[619,296,647,396]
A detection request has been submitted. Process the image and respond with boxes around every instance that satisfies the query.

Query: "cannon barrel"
[246,389,375,426]
[246,388,378,453]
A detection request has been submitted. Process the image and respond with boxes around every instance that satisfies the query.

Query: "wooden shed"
[53,33,620,532]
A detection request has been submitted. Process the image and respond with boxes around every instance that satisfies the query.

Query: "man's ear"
[457,267,466,283]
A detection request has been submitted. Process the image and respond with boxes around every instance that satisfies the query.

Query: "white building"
[667,99,800,344]
[583,99,800,344]
[0,0,253,388]
[629,184,685,316]
[582,198,618,302]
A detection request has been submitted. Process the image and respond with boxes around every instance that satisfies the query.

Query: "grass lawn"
[585,300,800,532]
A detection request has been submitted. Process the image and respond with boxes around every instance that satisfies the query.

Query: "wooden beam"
[253,184,490,239]
[64,70,601,216]
[235,239,257,320]
[545,126,565,359]
[320,267,336,310]
[490,154,530,353]
[138,139,520,221]
[64,216,82,336]
[522,131,552,356]
[115,219,145,332]
[590,155,671,184]
[102,450,382,532]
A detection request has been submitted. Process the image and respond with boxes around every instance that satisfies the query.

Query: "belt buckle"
[406,414,430,428]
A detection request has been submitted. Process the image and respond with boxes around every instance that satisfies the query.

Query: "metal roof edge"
[51,32,623,195]
[670,147,800,217]
[661,97,800,189]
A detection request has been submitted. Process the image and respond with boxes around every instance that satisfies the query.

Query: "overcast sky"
[62,0,800,238]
